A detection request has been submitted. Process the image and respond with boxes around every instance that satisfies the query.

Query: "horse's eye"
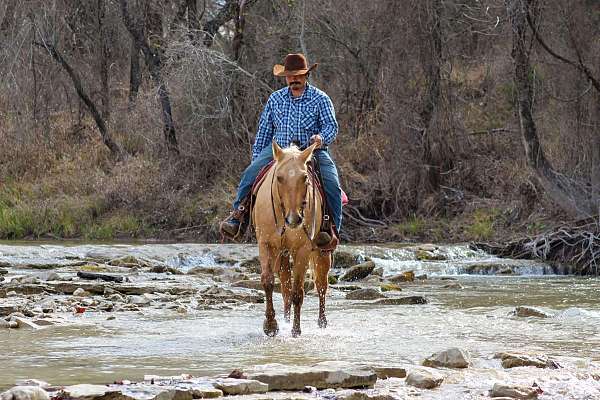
[277,176,283,182]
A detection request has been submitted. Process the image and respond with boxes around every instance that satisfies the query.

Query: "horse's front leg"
[278,253,292,322]
[291,247,310,337]
[314,250,331,328]
[260,242,278,336]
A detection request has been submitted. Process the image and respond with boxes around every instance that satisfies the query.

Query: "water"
[1,242,600,399]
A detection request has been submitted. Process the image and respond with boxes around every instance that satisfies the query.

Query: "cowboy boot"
[220,206,248,239]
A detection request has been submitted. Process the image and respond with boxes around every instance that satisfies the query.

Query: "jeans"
[233,146,343,232]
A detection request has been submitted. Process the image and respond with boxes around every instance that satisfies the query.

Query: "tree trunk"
[506,0,595,217]
[98,0,111,121]
[128,37,141,107]
[119,0,179,155]
[39,43,123,160]
[0,0,16,32]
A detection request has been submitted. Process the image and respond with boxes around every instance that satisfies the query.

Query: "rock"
[32,272,60,281]
[328,274,338,285]
[73,288,91,297]
[0,320,18,329]
[371,267,384,277]
[340,261,376,282]
[213,378,268,395]
[13,381,49,389]
[387,271,414,283]
[416,274,428,280]
[239,257,261,274]
[0,386,49,400]
[0,299,29,317]
[187,387,222,399]
[513,306,552,318]
[442,282,463,289]
[11,317,43,330]
[333,251,360,269]
[379,283,401,292]
[60,384,134,400]
[335,390,395,400]
[199,286,264,304]
[108,256,150,268]
[405,367,444,389]
[77,271,124,283]
[231,280,267,291]
[489,383,538,399]
[152,389,192,400]
[0,268,8,275]
[423,348,469,368]
[187,266,226,276]
[345,288,385,300]
[129,295,151,306]
[494,352,560,369]
[248,362,377,390]
[371,366,406,379]
[415,249,446,261]
[373,296,428,305]
[214,255,239,265]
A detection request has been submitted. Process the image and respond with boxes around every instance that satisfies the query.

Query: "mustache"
[289,81,302,85]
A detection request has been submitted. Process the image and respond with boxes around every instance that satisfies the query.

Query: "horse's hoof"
[263,319,279,337]
[318,316,327,329]
[291,327,301,337]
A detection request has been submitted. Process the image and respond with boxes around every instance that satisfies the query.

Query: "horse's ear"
[299,142,318,164]
[272,140,283,161]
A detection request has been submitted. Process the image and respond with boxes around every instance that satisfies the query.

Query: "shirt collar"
[287,83,312,101]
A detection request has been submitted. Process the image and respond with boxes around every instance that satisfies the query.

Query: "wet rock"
[340,261,375,282]
[416,274,428,280]
[108,256,151,268]
[231,280,266,291]
[332,285,362,292]
[333,251,361,269]
[335,390,395,400]
[187,266,226,276]
[442,282,463,289]
[187,387,222,399]
[214,255,239,265]
[371,267,384,277]
[494,352,560,369]
[387,271,414,283]
[328,274,338,285]
[373,296,428,305]
[371,366,407,379]
[415,248,446,261]
[77,271,124,283]
[60,384,134,400]
[11,317,43,330]
[73,288,91,297]
[0,298,29,316]
[214,378,268,395]
[13,276,40,285]
[129,295,151,306]
[0,268,8,275]
[379,283,401,292]
[199,286,264,304]
[248,363,377,391]
[512,306,552,318]
[239,257,261,274]
[13,381,49,389]
[345,288,385,300]
[152,389,192,400]
[422,348,469,368]
[489,383,538,399]
[0,386,49,400]
[405,367,444,389]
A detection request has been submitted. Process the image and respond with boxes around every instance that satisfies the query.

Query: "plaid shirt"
[252,84,338,161]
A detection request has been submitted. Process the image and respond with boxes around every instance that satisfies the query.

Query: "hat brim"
[273,63,318,77]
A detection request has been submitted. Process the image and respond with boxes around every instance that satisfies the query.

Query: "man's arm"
[252,98,275,160]
[318,95,338,145]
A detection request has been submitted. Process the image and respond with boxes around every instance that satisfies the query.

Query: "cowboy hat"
[273,53,318,77]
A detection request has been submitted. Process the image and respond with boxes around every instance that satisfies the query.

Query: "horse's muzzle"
[285,213,303,228]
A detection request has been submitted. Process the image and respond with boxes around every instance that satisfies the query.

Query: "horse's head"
[272,140,318,229]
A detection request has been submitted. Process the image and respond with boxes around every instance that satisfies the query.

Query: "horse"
[252,140,332,337]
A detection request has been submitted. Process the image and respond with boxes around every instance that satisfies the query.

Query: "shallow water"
[1,242,600,399]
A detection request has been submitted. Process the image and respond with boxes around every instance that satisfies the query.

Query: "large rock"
[489,383,539,399]
[340,261,376,282]
[494,352,560,369]
[0,387,49,400]
[387,271,415,283]
[422,348,469,369]
[405,367,444,389]
[346,288,385,300]
[59,385,134,400]
[335,390,395,400]
[213,378,268,395]
[187,266,226,276]
[186,387,222,399]
[513,306,552,318]
[373,296,427,305]
[333,251,361,269]
[371,366,406,379]
[415,249,446,261]
[248,363,377,390]
[151,389,192,400]
[239,257,261,274]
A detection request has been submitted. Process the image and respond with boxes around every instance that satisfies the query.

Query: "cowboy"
[220,53,342,248]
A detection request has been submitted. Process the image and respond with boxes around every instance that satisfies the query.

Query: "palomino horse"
[252,140,332,337]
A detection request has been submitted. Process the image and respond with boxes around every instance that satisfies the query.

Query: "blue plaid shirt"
[252,84,338,161]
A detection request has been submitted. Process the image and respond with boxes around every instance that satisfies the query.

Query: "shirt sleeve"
[318,95,338,145]
[252,97,275,161]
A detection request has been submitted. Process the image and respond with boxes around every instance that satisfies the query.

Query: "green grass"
[466,208,499,241]
[393,216,426,237]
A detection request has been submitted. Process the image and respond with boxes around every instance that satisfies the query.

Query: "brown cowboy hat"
[273,53,318,77]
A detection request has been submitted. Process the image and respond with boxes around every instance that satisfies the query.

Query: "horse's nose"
[285,213,302,228]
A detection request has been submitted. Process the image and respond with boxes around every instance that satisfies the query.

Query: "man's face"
[286,73,307,90]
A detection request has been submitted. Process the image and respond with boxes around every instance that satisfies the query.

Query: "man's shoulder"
[308,85,332,104]
[269,87,289,103]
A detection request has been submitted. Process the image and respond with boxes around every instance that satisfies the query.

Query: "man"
[220,53,342,248]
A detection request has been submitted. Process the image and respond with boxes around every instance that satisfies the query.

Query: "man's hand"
[310,134,323,148]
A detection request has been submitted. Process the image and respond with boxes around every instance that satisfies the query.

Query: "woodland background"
[0,0,598,243]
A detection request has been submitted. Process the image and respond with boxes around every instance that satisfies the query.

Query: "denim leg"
[314,150,343,232]
[233,146,274,210]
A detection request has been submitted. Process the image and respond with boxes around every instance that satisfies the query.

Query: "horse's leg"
[291,248,310,337]
[278,253,292,323]
[314,250,331,328]
[260,242,278,336]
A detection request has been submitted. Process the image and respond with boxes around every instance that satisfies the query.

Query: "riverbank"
[1,242,600,399]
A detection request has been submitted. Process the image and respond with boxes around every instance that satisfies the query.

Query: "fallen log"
[77,271,124,283]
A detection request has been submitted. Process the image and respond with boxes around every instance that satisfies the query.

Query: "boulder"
[239,257,261,274]
[415,249,446,261]
[0,387,49,400]
[187,266,226,276]
[379,283,402,292]
[513,306,552,318]
[405,367,444,389]
[213,378,268,395]
[387,271,414,283]
[151,389,192,400]
[373,296,428,305]
[494,352,560,369]
[489,383,538,399]
[248,363,377,390]
[422,348,469,369]
[345,288,385,300]
[340,261,376,282]
[186,387,222,399]
[335,390,395,400]
[333,251,361,269]
[73,288,91,297]
[371,366,407,379]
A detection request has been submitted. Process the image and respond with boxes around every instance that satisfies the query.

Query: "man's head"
[286,73,308,90]
[273,53,317,78]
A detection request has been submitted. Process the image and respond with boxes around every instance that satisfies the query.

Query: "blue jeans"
[233,146,343,232]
